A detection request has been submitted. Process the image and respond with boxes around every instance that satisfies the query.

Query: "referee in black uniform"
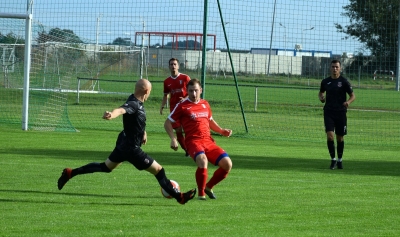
[318,60,356,169]
[57,79,196,204]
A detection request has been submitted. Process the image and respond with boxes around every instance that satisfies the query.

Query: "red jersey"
[168,98,212,141]
[163,73,191,111]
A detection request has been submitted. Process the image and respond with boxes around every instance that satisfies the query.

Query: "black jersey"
[119,94,146,148]
[319,76,353,111]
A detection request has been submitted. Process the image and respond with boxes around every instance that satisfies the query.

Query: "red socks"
[206,167,229,189]
[196,168,208,196]
[196,167,229,196]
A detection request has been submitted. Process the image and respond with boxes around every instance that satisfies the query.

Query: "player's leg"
[57,136,127,191]
[57,158,117,190]
[327,131,336,169]
[336,135,344,169]
[194,153,209,200]
[136,151,195,205]
[335,112,347,169]
[206,157,231,187]
[145,160,176,194]
[185,140,208,200]
[204,145,232,199]
[324,110,337,169]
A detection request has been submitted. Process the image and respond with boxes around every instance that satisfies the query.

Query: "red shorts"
[186,138,228,166]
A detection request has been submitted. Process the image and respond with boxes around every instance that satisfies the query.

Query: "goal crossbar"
[0,13,30,19]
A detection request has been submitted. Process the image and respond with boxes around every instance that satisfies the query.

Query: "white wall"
[150,48,303,75]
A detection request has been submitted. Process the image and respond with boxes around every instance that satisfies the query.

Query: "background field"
[1,75,400,146]
[1,0,399,147]
[1,125,400,236]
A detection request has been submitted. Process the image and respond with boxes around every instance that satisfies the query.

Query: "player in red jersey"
[160,58,191,156]
[164,78,233,200]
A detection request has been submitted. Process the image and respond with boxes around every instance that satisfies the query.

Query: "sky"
[1,0,368,55]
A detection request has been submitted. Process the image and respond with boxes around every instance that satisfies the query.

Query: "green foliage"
[111,37,132,46]
[37,27,83,43]
[165,40,201,49]
[0,32,25,60]
[0,32,25,44]
[336,0,399,71]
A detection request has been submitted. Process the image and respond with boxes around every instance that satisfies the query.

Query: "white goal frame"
[0,10,33,131]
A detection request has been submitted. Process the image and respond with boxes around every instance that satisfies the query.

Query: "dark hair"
[169,58,179,64]
[331,59,341,65]
[187,78,201,88]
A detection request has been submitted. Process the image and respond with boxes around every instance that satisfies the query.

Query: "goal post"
[0,12,32,131]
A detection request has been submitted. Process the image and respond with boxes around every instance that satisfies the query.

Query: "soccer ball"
[161,180,180,199]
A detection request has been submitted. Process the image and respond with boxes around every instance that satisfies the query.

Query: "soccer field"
[1,0,399,234]
[1,125,399,236]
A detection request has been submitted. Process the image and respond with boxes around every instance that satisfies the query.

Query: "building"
[250,48,332,58]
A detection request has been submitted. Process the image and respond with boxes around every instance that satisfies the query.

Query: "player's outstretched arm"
[103,108,126,120]
[210,119,232,137]
[164,118,179,151]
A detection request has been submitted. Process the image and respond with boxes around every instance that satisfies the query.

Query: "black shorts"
[324,109,347,136]
[108,132,154,170]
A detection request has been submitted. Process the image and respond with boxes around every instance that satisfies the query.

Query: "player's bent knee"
[101,162,112,173]
[146,161,162,175]
[219,157,232,171]
[195,154,208,167]
[336,135,344,142]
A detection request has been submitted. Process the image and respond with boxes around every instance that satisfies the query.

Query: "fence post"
[76,78,81,104]
[254,87,258,112]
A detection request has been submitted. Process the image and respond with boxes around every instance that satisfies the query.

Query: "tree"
[165,40,202,50]
[37,28,83,43]
[111,37,131,46]
[0,32,25,59]
[335,0,399,71]
[0,32,25,44]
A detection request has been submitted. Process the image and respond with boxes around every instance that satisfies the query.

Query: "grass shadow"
[2,148,399,177]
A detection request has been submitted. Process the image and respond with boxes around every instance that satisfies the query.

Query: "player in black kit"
[57,79,196,204]
[318,60,356,170]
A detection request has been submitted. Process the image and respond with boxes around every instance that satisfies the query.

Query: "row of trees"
[0,32,25,44]
[37,28,83,44]
[0,28,83,44]
[2,29,197,48]
[109,37,203,50]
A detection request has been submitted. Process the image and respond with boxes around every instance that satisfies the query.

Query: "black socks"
[337,141,344,159]
[155,168,180,200]
[71,162,111,177]
[327,140,335,159]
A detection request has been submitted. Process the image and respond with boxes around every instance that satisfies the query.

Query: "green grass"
[1,125,400,236]
[1,82,400,146]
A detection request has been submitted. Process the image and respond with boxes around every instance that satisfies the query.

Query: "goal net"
[0,18,26,127]
[1,18,141,131]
